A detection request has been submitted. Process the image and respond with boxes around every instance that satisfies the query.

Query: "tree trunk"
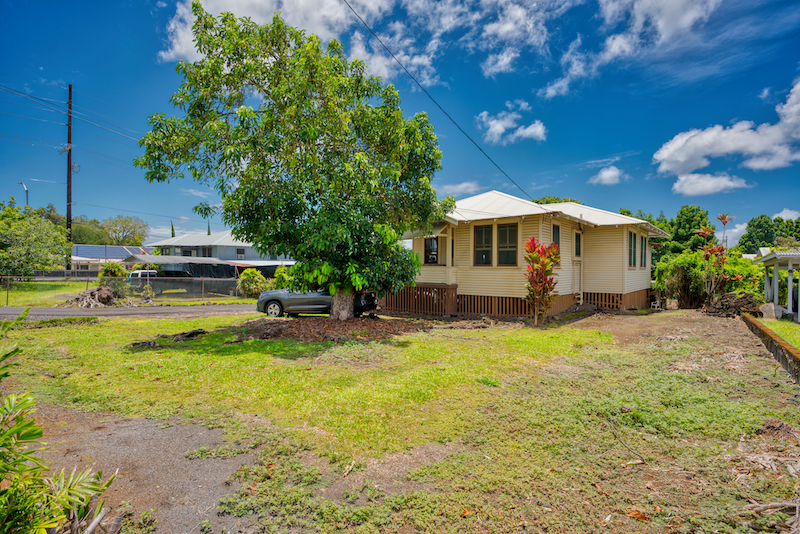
[330,289,354,321]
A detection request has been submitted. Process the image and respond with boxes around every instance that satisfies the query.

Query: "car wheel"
[265,301,283,317]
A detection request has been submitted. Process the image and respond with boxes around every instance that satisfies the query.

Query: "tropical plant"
[134,3,453,320]
[716,213,736,248]
[237,268,269,299]
[524,237,560,326]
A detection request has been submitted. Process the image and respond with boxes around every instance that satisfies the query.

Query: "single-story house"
[71,245,155,270]
[384,190,669,317]
[147,231,294,277]
[755,249,799,323]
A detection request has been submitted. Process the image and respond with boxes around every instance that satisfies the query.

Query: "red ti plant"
[524,237,560,326]
[696,226,727,301]
[716,213,735,248]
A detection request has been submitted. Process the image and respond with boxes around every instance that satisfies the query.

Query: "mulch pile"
[60,287,132,308]
[238,316,431,343]
[703,292,763,318]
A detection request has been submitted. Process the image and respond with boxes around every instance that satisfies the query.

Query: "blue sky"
[1,0,799,245]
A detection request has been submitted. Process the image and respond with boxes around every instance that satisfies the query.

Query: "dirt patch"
[234,316,431,343]
[35,403,253,534]
[313,442,461,505]
[759,418,800,440]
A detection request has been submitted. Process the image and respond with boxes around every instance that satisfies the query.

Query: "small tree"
[0,198,70,276]
[524,237,560,326]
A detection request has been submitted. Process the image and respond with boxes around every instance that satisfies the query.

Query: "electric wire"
[338,0,531,199]
[71,201,226,228]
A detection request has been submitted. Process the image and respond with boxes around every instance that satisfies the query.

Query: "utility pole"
[66,84,73,269]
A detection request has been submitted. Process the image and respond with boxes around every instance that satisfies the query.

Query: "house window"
[575,232,582,258]
[640,236,646,267]
[474,225,492,265]
[553,224,561,266]
[182,249,193,257]
[628,231,637,267]
[424,237,439,265]
[237,248,245,256]
[498,224,517,265]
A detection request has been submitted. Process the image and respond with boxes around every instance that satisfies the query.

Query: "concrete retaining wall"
[742,313,800,383]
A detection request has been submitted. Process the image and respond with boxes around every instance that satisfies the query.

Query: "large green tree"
[101,215,148,246]
[0,198,70,276]
[738,214,776,254]
[32,204,112,245]
[134,4,452,319]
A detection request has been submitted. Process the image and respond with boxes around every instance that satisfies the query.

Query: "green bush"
[0,310,115,532]
[237,268,269,298]
[274,264,293,289]
[98,262,128,298]
[654,250,762,308]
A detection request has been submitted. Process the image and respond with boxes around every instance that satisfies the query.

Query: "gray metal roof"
[122,254,234,265]
[146,230,250,248]
[754,250,800,265]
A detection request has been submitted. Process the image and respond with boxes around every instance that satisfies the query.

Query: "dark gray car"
[256,288,377,317]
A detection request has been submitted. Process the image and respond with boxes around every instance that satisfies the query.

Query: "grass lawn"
[7,311,800,533]
[0,280,255,307]
[762,318,800,350]
[1,280,91,307]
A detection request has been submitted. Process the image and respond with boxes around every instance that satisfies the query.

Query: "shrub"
[238,268,269,298]
[274,264,293,289]
[654,250,762,308]
[524,237,560,326]
[98,262,128,298]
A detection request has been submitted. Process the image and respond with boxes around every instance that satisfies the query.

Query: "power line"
[0,111,66,125]
[71,201,226,228]
[338,0,531,199]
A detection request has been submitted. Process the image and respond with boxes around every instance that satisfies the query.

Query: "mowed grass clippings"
[9,311,800,533]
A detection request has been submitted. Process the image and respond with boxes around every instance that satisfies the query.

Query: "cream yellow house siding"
[583,226,624,294]
[550,216,577,297]
[624,227,652,293]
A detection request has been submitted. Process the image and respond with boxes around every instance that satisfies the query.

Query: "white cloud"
[583,155,621,169]
[670,172,751,196]
[759,87,771,100]
[177,215,192,222]
[481,48,520,77]
[181,188,211,198]
[587,165,628,185]
[437,181,483,196]
[654,78,800,178]
[476,110,546,145]
[507,99,531,112]
[773,208,800,220]
[717,222,747,247]
[159,0,393,63]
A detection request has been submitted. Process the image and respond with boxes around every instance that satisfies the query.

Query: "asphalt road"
[0,304,257,319]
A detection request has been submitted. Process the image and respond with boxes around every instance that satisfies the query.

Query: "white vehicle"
[128,270,157,279]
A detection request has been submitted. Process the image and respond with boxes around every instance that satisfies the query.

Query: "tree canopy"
[134,3,452,319]
[0,198,70,276]
[532,196,581,204]
[101,215,149,246]
[738,214,776,254]
[32,204,112,245]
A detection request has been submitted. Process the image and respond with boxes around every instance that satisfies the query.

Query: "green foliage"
[654,249,761,308]
[532,196,581,204]
[273,265,293,289]
[739,214,776,254]
[102,215,149,246]
[0,310,115,533]
[237,268,269,298]
[32,204,113,245]
[0,198,70,276]
[134,4,453,319]
[99,262,129,298]
[131,263,159,271]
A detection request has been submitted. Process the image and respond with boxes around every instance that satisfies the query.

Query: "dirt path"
[36,405,255,533]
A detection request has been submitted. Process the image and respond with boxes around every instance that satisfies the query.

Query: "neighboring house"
[147,230,294,276]
[754,248,799,323]
[385,190,668,317]
[71,245,155,270]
